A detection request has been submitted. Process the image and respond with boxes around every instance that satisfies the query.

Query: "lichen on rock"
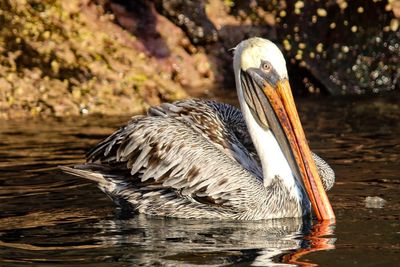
[0,0,187,119]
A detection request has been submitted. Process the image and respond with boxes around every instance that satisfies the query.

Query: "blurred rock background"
[0,0,399,119]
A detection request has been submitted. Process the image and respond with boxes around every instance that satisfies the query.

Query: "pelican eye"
[261,61,272,72]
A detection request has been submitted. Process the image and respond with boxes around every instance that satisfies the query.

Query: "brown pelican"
[62,37,335,220]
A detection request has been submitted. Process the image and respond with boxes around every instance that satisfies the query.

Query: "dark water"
[1,93,399,266]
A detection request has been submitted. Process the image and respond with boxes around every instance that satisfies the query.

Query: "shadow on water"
[0,93,399,266]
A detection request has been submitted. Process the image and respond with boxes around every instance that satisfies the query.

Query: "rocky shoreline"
[0,0,398,119]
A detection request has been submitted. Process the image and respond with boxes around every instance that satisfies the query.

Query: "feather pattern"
[63,99,334,220]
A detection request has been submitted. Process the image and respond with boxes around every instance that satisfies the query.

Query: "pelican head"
[234,37,288,81]
[233,37,335,221]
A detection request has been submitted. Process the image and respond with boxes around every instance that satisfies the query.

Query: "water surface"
[1,93,399,266]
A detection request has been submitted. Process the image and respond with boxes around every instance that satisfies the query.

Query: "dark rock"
[153,0,400,95]
[97,0,171,58]
[154,0,218,45]
[47,0,400,96]
[279,0,399,95]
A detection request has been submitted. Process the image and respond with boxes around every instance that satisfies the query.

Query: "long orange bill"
[263,79,335,221]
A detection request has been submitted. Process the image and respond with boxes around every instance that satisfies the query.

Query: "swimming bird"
[62,37,335,220]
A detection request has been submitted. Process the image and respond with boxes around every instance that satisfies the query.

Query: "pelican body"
[62,38,335,220]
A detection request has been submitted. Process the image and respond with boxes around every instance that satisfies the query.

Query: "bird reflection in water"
[93,215,335,266]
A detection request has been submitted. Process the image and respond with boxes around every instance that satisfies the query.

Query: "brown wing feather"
[148,99,262,178]
[85,114,263,211]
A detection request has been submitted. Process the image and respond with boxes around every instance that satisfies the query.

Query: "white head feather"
[233,37,288,79]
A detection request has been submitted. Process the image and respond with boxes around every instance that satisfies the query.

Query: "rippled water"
[1,93,399,266]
